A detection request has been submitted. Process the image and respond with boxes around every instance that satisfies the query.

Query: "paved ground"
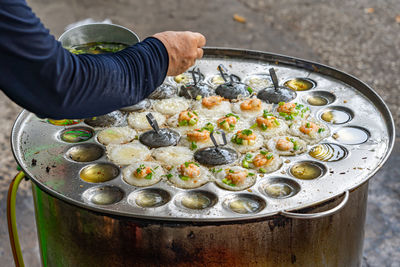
[0,0,399,266]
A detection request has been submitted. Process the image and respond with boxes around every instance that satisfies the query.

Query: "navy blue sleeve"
[0,0,169,119]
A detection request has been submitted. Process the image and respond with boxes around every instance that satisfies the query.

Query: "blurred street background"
[0,0,399,266]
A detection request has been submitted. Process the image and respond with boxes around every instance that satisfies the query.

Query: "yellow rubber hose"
[7,171,26,267]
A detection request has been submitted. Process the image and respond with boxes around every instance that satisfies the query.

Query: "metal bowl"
[59,23,140,48]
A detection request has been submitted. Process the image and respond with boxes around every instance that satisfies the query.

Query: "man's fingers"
[193,32,206,47]
[196,48,204,59]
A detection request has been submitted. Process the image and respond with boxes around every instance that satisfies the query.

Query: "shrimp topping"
[256,116,279,130]
[232,129,256,146]
[224,169,248,185]
[178,110,199,126]
[134,165,153,179]
[240,98,262,111]
[277,102,296,114]
[202,96,224,108]
[276,138,294,151]
[253,152,274,167]
[217,113,239,131]
[187,129,210,142]
[299,121,319,135]
[179,162,201,178]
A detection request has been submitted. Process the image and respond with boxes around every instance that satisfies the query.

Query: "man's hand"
[153,31,206,76]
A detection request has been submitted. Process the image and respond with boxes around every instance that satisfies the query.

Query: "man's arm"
[0,0,204,119]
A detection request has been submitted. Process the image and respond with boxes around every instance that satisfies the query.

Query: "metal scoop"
[257,68,297,103]
[139,113,180,148]
[194,130,238,166]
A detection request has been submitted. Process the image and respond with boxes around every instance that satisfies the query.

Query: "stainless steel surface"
[59,23,140,47]
[11,48,395,222]
[32,181,368,267]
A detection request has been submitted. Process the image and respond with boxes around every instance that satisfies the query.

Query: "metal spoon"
[257,68,297,103]
[139,113,180,148]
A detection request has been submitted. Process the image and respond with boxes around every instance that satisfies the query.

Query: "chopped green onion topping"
[144,173,153,180]
[261,124,268,131]
[245,153,253,160]
[222,178,235,186]
[180,175,190,181]
[247,172,255,176]
[259,168,267,173]
[250,123,258,129]
[318,128,325,133]
[266,154,273,160]
[190,141,198,150]
[242,160,249,168]
[226,113,239,119]
[247,87,253,94]
[278,102,285,106]
[179,120,188,126]
[241,129,253,136]
[192,110,198,116]
[260,150,267,155]
[285,115,294,120]
[306,122,311,128]
[166,174,173,179]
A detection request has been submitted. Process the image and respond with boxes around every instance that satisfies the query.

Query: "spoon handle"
[269,68,279,91]
[217,64,229,82]
[146,113,161,134]
[210,130,227,148]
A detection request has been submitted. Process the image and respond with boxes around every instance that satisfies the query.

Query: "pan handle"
[280,190,349,219]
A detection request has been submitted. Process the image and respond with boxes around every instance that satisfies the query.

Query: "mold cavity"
[305,91,336,106]
[320,106,354,124]
[309,143,348,162]
[80,163,119,183]
[290,161,326,180]
[224,194,266,214]
[130,188,171,208]
[242,74,271,90]
[47,119,82,126]
[60,127,94,143]
[208,74,240,86]
[284,78,316,91]
[84,110,126,128]
[176,191,217,210]
[82,186,124,205]
[260,178,300,199]
[66,144,104,162]
[333,126,370,145]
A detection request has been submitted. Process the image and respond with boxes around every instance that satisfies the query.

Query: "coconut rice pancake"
[230,129,264,153]
[166,161,211,189]
[213,166,257,191]
[97,126,137,145]
[153,97,191,116]
[250,111,288,138]
[266,136,307,156]
[240,151,282,173]
[152,146,194,167]
[123,161,164,187]
[232,98,272,118]
[274,102,310,123]
[106,141,151,165]
[193,95,232,118]
[289,119,330,144]
[127,111,166,131]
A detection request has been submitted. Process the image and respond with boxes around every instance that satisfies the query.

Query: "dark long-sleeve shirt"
[0,0,168,119]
